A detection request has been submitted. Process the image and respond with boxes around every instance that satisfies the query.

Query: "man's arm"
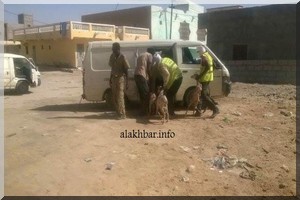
[198,56,209,80]
[123,55,130,89]
[160,64,170,89]
[109,54,113,87]
[109,54,114,67]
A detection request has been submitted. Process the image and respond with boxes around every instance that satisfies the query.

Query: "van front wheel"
[38,78,42,86]
[183,87,196,107]
[16,81,29,94]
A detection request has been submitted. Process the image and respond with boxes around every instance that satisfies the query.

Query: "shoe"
[169,111,176,116]
[210,108,220,118]
[117,115,126,120]
[194,110,201,117]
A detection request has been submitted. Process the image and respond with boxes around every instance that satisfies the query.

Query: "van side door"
[175,46,200,101]
[177,46,223,99]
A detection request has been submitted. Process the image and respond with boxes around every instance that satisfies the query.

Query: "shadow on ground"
[32,102,112,112]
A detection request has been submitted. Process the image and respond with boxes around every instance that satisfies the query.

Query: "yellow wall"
[19,38,107,68]
[15,23,149,68]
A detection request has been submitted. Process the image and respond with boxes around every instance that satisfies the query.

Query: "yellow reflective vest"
[199,52,214,82]
[160,57,182,89]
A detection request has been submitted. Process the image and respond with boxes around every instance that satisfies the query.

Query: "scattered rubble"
[186,165,196,173]
[263,127,272,131]
[192,146,200,150]
[105,162,115,170]
[202,147,256,181]
[232,111,242,116]
[280,111,293,117]
[84,158,92,163]
[6,133,17,138]
[281,165,289,172]
[216,144,228,150]
[262,147,270,154]
[181,176,189,182]
[263,112,274,118]
[279,183,287,189]
[180,146,191,153]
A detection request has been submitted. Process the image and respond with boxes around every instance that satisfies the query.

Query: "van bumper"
[222,76,232,97]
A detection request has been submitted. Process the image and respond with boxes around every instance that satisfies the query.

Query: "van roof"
[3,53,26,58]
[88,40,205,49]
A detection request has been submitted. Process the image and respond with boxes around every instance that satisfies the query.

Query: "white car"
[3,53,41,94]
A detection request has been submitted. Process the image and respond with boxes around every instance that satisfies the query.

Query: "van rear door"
[4,57,13,89]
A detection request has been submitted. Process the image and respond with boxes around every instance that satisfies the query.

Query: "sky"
[2,1,297,26]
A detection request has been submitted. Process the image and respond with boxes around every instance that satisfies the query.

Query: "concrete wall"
[82,6,152,29]
[225,60,296,85]
[82,5,205,41]
[151,5,204,41]
[198,4,296,60]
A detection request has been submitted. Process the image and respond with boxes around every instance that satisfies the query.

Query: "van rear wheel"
[16,81,29,94]
[104,89,113,108]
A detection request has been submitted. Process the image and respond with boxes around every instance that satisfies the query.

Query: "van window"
[147,47,174,60]
[182,47,200,64]
[13,58,32,82]
[91,49,111,70]
[91,48,137,70]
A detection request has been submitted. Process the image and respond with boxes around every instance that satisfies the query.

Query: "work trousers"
[111,76,126,117]
[166,76,183,114]
[198,81,218,112]
[134,75,149,115]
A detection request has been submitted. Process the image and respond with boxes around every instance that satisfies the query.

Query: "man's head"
[196,46,206,55]
[112,42,120,56]
[152,52,162,67]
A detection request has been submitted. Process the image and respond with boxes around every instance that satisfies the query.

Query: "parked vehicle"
[3,53,41,94]
[82,40,231,106]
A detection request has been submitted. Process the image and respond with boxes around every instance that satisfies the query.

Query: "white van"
[3,53,41,94]
[82,40,231,106]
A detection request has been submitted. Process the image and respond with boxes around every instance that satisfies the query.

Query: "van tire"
[16,81,29,94]
[104,89,113,108]
[38,78,41,86]
[183,86,196,107]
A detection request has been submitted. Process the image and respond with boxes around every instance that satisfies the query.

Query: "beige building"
[13,21,150,68]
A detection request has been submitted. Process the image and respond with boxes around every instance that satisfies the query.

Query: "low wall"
[224,60,296,85]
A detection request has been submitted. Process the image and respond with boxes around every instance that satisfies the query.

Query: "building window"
[179,22,190,40]
[233,45,248,60]
[49,45,51,50]
[41,45,44,50]
[25,46,29,54]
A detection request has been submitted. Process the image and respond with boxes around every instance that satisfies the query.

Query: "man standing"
[134,52,153,116]
[109,42,130,120]
[151,53,183,116]
[195,46,219,118]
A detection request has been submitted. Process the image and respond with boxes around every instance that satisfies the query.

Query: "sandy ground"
[4,68,297,196]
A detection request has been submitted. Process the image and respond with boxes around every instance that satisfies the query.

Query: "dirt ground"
[4,68,297,196]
